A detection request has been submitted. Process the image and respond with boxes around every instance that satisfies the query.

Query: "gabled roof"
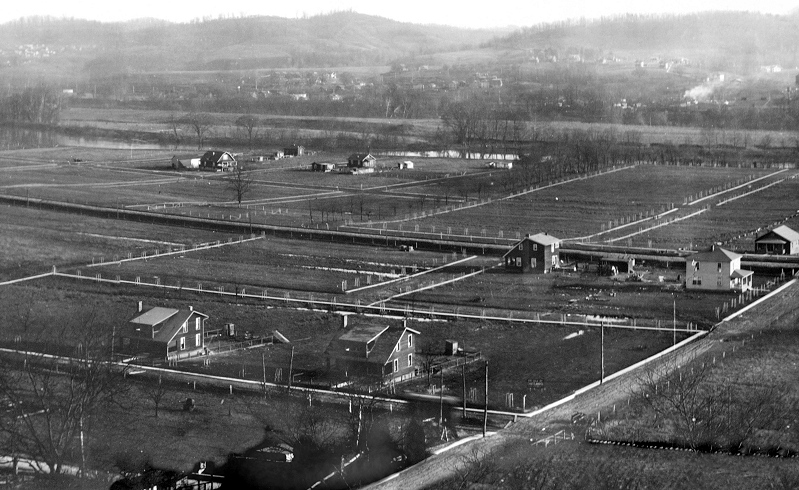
[130,307,179,326]
[129,307,208,344]
[688,245,741,263]
[348,153,375,161]
[757,225,799,243]
[504,233,561,257]
[200,150,235,164]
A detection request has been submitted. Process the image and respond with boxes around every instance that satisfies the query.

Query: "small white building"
[398,161,414,169]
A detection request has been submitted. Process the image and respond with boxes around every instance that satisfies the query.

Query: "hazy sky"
[3,0,797,28]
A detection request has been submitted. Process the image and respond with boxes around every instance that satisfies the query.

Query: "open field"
[633,174,799,250]
[389,165,776,239]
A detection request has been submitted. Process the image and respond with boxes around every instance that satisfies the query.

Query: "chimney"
[137,301,143,313]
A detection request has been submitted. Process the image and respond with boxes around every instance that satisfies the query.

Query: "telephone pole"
[483,360,489,437]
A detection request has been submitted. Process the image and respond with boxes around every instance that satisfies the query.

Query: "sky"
[2,0,797,28]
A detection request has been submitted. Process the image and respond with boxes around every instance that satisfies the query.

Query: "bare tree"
[183,112,213,150]
[0,314,127,476]
[143,376,167,418]
[227,164,254,207]
[166,113,182,148]
[236,114,261,148]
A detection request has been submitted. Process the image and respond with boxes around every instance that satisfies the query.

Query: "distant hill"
[0,12,510,78]
[488,11,799,71]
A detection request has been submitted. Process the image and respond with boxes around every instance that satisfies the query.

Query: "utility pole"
[262,351,267,395]
[600,322,605,385]
[483,360,488,437]
[287,345,295,392]
[673,296,677,345]
[462,364,467,419]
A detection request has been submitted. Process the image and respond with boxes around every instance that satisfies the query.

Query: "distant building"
[755,225,799,255]
[504,233,561,273]
[119,303,208,361]
[200,150,236,172]
[284,145,304,157]
[397,161,414,169]
[685,245,753,292]
[325,318,419,383]
[311,162,336,172]
[347,153,377,168]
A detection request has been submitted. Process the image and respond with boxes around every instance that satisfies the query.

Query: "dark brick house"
[504,233,561,273]
[325,319,419,384]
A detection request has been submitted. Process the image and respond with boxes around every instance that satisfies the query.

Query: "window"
[181,322,187,334]
[195,333,201,347]
[518,243,523,251]
[515,257,521,267]
[531,258,537,268]
[408,353,413,367]
[694,261,700,272]
[179,337,186,350]
[551,244,555,252]
[195,317,201,330]
[533,244,538,252]
[408,334,413,348]
[393,359,399,373]
[717,263,722,273]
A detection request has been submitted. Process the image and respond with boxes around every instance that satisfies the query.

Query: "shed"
[398,161,414,169]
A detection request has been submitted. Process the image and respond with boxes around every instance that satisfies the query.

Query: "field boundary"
[686,169,787,206]
[345,256,476,294]
[368,264,494,306]
[718,278,798,323]
[605,207,709,243]
[85,235,264,268]
[715,178,787,207]
[46,272,695,332]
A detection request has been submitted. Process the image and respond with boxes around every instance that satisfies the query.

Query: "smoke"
[683,78,724,102]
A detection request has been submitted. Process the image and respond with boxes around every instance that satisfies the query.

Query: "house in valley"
[325,318,419,383]
[311,162,337,172]
[118,303,208,360]
[200,150,237,172]
[347,153,377,169]
[504,233,561,273]
[755,225,799,255]
[283,145,305,157]
[685,245,753,292]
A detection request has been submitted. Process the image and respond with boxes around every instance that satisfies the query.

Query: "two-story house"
[325,319,419,384]
[504,233,561,273]
[685,245,753,292]
[119,303,208,361]
[200,150,237,172]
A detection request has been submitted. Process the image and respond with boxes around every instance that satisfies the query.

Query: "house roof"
[348,153,375,161]
[731,269,754,279]
[200,150,235,164]
[504,233,561,256]
[129,307,208,344]
[130,307,179,326]
[688,245,741,262]
[757,225,799,243]
[528,233,560,246]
